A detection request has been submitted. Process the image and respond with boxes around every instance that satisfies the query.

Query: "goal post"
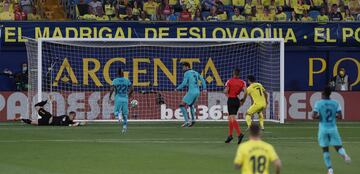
[25,38,285,123]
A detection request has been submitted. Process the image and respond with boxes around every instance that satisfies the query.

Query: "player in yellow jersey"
[234,123,281,174]
[241,75,268,130]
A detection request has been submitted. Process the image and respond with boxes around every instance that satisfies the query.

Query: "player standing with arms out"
[234,123,281,174]
[241,75,268,130]
[109,68,134,133]
[312,87,351,174]
[175,62,206,127]
[224,69,246,144]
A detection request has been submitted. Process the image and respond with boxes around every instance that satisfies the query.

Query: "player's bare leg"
[258,111,265,130]
[179,101,190,127]
[335,146,351,164]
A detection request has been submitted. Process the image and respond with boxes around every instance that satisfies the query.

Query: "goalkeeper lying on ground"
[21,100,81,126]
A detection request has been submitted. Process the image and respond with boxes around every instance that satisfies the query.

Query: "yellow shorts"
[247,103,266,115]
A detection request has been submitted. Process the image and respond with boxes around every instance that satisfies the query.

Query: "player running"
[175,62,206,127]
[312,87,351,174]
[109,68,134,133]
[241,75,268,130]
[234,123,281,174]
[224,69,246,144]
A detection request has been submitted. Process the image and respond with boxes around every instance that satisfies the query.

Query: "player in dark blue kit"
[175,62,206,127]
[109,68,134,133]
[312,87,351,174]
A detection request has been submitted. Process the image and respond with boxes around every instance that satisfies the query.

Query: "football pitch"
[0,122,359,174]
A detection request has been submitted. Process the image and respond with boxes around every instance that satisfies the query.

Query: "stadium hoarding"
[1,21,360,47]
[0,91,359,121]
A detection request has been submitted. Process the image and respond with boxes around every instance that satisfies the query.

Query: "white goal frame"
[36,38,285,124]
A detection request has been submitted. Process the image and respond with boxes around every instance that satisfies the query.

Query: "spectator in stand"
[0,1,3,13]
[263,0,271,6]
[0,1,14,20]
[88,0,103,15]
[329,4,342,21]
[293,0,309,20]
[14,4,27,20]
[288,0,297,9]
[3,0,13,12]
[160,0,172,19]
[259,7,274,21]
[310,0,324,10]
[327,0,339,7]
[255,0,264,16]
[168,0,178,8]
[156,4,165,20]
[123,6,137,20]
[143,0,159,20]
[95,9,109,20]
[349,0,360,15]
[251,0,258,6]
[179,5,192,20]
[139,10,150,21]
[167,7,177,20]
[206,6,220,21]
[214,0,224,12]
[95,5,107,20]
[232,7,245,21]
[202,0,214,11]
[81,6,97,20]
[232,0,245,9]
[248,6,258,21]
[301,10,313,21]
[183,0,198,15]
[132,1,141,17]
[290,11,298,21]
[27,7,41,20]
[104,0,116,19]
[169,0,180,7]
[269,0,276,15]
[222,0,231,6]
[20,0,32,14]
[243,0,252,17]
[275,0,285,7]
[275,6,287,21]
[317,7,329,21]
[193,8,203,21]
[343,0,350,8]
[115,0,127,19]
[344,8,354,21]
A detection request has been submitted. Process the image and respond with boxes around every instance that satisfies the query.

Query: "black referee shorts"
[227,97,240,115]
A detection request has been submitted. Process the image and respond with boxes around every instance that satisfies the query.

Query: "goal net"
[25,38,285,123]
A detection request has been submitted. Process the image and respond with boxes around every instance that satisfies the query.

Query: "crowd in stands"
[1,0,360,21]
[76,0,360,21]
[0,0,42,20]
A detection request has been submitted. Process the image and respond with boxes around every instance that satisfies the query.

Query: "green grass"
[0,122,359,174]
